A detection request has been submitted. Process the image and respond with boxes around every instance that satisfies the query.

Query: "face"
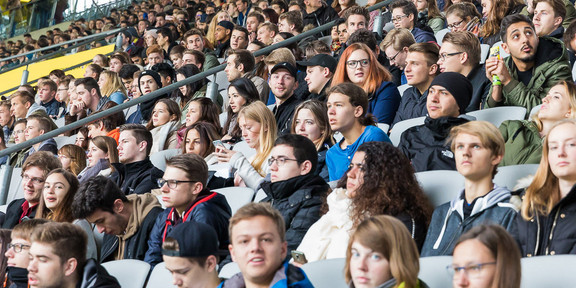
[225,55,243,82]
[438,42,464,73]
[164,255,212,288]
[218,12,231,22]
[547,123,576,182]
[539,84,572,120]
[185,129,206,156]
[86,208,127,235]
[160,166,199,211]
[56,84,69,103]
[269,145,305,183]
[22,166,46,205]
[97,73,108,89]
[271,4,283,15]
[0,105,12,126]
[92,56,104,66]
[412,0,427,11]
[231,30,248,50]
[346,151,365,197]
[10,98,29,119]
[384,46,407,70]
[186,35,204,51]
[118,131,144,163]
[77,84,96,109]
[239,116,262,149]
[228,86,248,113]
[27,242,69,288]
[42,173,71,210]
[327,92,360,133]
[246,17,259,33]
[38,85,55,102]
[338,23,349,43]
[427,85,461,118]
[452,239,496,288]
[215,26,230,42]
[109,58,123,73]
[533,2,561,37]
[305,66,328,94]
[278,19,291,33]
[147,52,163,66]
[140,75,159,94]
[349,241,392,288]
[480,0,491,19]
[502,22,539,63]
[272,34,285,44]
[152,102,176,127]
[25,119,43,141]
[229,216,287,287]
[87,141,108,167]
[391,7,413,29]
[446,14,467,32]
[257,27,274,44]
[5,237,31,268]
[270,69,298,100]
[347,15,367,35]
[145,34,157,47]
[404,51,435,87]
[170,54,184,69]
[453,133,500,180]
[293,108,322,142]
[346,49,371,85]
[177,73,188,96]
[185,101,202,127]
[13,123,26,144]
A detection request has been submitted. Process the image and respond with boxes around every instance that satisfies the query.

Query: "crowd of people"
[2,0,576,286]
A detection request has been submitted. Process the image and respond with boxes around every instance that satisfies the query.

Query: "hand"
[214,146,237,163]
[485,57,512,86]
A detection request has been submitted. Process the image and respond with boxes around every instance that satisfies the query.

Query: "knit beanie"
[218,21,235,31]
[429,72,472,114]
[139,70,163,94]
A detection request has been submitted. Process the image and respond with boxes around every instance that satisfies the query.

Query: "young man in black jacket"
[72,176,163,263]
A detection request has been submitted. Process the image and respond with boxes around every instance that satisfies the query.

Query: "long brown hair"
[36,169,80,223]
[480,0,524,38]
[58,144,87,176]
[290,100,334,151]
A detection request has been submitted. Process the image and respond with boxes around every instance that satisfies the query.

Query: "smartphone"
[213,140,225,148]
[291,251,308,265]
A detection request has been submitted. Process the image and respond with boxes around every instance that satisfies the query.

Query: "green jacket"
[486,37,572,116]
[499,120,542,166]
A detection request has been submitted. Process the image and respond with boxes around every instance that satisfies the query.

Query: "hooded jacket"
[77,259,121,288]
[100,194,163,263]
[110,158,164,195]
[219,261,314,288]
[421,185,518,256]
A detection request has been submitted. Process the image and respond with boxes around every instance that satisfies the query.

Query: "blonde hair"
[238,102,277,176]
[532,80,576,131]
[99,70,127,98]
[264,47,296,67]
[207,11,231,46]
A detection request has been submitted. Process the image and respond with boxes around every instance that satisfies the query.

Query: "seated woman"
[332,43,401,124]
[98,70,128,105]
[36,169,99,260]
[445,3,482,36]
[414,0,445,33]
[57,144,87,176]
[499,80,576,166]
[346,215,428,288]
[514,119,576,256]
[77,136,118,183]
[479,0,525,46]
[451,224,521,288]
[177,97,223,147]
[223,78,260,144]
[296,141,432,262]
[215,101,277,190]
[146,98,181,154]
[291,100,334,181]
[421,121,518,257]
[175,64,209,117]
[182,122,222,164]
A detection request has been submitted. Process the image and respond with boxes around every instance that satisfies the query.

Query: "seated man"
[381,28,416,86]
[9,91,48,120]
[162,221,223,288]
[25,115,58,157]
[390,0,435,43]
[297,53,337,101]
[72,176,163,263]
[269,62,302,135]
[28,222,121,287]
[37,79,63,119]
[533,0,565,39]
[70,78,110,116]
[399,72,472,172]
[225,49,270,102]
[421,121,518,256]
[326,83,390,181]
[86,102,126,143]
[2,151,62,228]
[222,202,314,288]
[145,154,231,267]
[485,14,571,115]
[182,28,220,71]
[258,134,329,253]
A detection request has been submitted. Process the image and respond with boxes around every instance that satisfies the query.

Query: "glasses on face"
[157,179,197,189]
[268,157,299,167]
[447,262,496,278]
[447,19,465,30]
[8,243,31,253]
[387,50,402,62]
[22,174,44,185]
[391,14,408,23]
[439,52,464,61]
[346,59,370,69]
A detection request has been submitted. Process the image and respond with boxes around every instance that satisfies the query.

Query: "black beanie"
[429,72,473,114]
[138,70,163,94]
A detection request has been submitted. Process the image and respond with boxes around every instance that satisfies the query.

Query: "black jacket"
[399,116,470,172]
[302,5,338,37]
[5,267,28,288]
[260,174,329,253]
[466,65,491,112]
[2,198,36,229]
[316,143,331,181]
[514,185,576,257]
[110,158,164,195]
[273,95,302,135]
[391,86,428,127]
[77,259,121,288]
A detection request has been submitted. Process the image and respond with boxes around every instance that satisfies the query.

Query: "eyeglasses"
[391,15,408,23]
[447,262,496,278]
[22,174,44,185]
[157,179,197,189]
[439,52,464,61]
[447,19,465,30]
[8,243,31,253]
[268,157,299,167]
[346,59,370,69]
[387,50,402,62]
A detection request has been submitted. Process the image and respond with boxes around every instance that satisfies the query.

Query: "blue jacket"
[41,97,62,118]
[411,27,436,43]
[326,125,390,181]
[144,190,231,267]
[421,185,518,256]
[367,81,401,125]
[219,261,314,288]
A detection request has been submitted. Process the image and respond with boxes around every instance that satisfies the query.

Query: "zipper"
[545,206,562,255]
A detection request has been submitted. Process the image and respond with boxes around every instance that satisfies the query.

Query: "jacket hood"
[424,116,469,141]
[449,185,513,218]
[534,37,568,67]
[122,193,162,239]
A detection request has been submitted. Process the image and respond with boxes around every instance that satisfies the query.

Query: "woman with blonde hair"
[346,215,426,288]
[57,144,87,176]
[499,80,576,166]
[215,101,277,189]
[97,70,128,104]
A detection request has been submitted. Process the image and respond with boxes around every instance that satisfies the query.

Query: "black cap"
[217,20,234,31]
[297,54,338,71]
[270,62,298,78]
[162,221,219,258]
[429,72,472,114]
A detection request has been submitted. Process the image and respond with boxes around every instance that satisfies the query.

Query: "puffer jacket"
[421,185,518,256]
[220,261,314,288]
[391,86,428,127]
[259,174,330,253]
[485,37,572,116]
[513,185,576,257]
[499,120,542,166]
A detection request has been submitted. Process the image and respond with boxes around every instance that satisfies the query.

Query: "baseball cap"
[162,221,219,258]
[270,62,298,78]
[297,54,338,71]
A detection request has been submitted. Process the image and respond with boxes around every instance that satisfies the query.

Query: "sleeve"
[144,212,165,267]
[109,91,127,105]
[499,120,512,142]
[230,152,265,190]
[370,82,402,125]
[428,17,445,34]
[285,197,323,253]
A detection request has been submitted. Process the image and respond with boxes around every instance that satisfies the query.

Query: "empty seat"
[377,123,390,134]
[435,28,450,45]
[480,44,490,64]
[398,84,411,96]
[214,187,255,215]
[466,106,527,128]
[6,167,23,204]
[146,262,176,288]
[521,255,576,288]
[301,258,347,288]
[419,256,453,288]
[53,135,77,149]
[493,164,539,190]
[416,170,465,207]
[101,259,150,288]
[150,149,181,171]
[219,262,241,279]
[389,116,426,146]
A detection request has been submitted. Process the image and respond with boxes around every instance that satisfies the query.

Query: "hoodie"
[421,185,518,256]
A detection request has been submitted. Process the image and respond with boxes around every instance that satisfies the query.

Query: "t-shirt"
[326,125,390,181]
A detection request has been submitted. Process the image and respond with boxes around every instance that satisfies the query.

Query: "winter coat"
[2,198,36,229]
[411,27,436,43]
[219,261,314,288]
[110,158,164,195]
[367,81,401,125]
[302,5,339,37]
[499,120,542,166]
[391,87,428,127]
[421,186,518,256]
[273,95,302,135]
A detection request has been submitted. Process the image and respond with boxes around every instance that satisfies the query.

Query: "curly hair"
[337,142,432,227]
